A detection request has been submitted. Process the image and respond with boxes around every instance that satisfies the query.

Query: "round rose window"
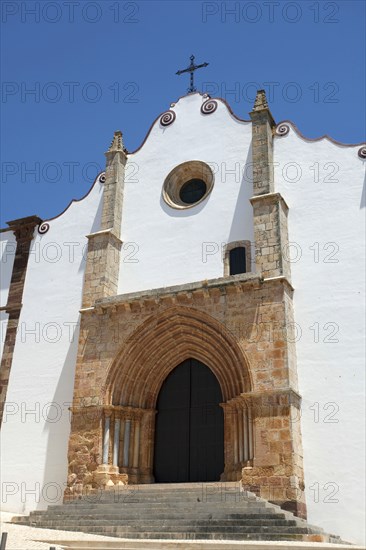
[162,161,214,209]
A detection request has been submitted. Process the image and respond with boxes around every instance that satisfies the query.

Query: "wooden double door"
[153,358,224,482]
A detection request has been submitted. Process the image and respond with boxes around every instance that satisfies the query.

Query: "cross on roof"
[176,55,209,94]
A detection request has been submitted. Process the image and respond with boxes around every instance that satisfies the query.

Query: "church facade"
[0,91,365,544]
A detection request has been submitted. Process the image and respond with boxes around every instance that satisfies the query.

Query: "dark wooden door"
[153,358,224,482]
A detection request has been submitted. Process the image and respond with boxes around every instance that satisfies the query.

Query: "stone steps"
[29,507,281,516]
[51,543,361,550]
[24,521,313,533]
[25,512,297,520]
[11,482,344,544]
[25,516,298,526]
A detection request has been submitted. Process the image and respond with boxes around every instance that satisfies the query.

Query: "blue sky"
[1,0,365,225]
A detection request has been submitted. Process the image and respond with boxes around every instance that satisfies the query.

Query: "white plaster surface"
[274,129,366,545]
[0,178,103,514]
[118,94,254,294]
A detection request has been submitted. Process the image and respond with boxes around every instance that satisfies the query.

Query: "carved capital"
[7,215,42,243]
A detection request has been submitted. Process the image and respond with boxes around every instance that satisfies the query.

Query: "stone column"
[132,418,140,468]
[249,90,291,281]
[139,409,156,483]
[93,407,122,489]
[237,403,244,463]
[82,131,127,308]
[247,406,254,461]
[123,418,131,467]
[232,407,239,465]
[235,400,254,466]
[242,406,250,463]
[102,412,111,464]
[221,402,239,481]
[247,91,305,518]
[0,215,41,425]
[249,90,275,196]
[68,134,127,493]
[113,413,121,467]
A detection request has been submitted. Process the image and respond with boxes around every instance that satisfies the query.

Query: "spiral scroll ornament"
[201,99,218,115]
[160,110,176,127]
[99,173,106,183]
[358,146,366,159]
[38,222,50,235]
[275,124,290,137]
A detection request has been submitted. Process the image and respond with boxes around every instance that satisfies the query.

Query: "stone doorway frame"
[66,278,306,518]
[101,307,254,484]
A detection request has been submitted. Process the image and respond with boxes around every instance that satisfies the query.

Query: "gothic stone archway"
[103,306,253,484]
[66,286,307,518]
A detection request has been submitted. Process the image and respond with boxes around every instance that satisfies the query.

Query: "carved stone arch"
[98,306,255,484]
[106,305,253,409]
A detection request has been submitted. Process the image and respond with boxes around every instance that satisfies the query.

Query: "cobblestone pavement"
[0,511,121,550]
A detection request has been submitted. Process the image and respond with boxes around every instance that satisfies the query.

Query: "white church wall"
[0,231,16,362]
[118,94,254,294]
[274,130,365,544]
[0,177,103,514]
[1,95,364,544]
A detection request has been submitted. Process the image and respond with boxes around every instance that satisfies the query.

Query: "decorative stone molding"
[78,272,297,318]
[252,89,269,111]
[221,400,254,480]
[201,99,218,115]
[250,191,289,211]
[92,464,128,488]
[238,388,302,414]
[275,123,290,137]
[106,306,252,408]
[107,130,126,153]
[160,110,176,127]
[38,221,50,234]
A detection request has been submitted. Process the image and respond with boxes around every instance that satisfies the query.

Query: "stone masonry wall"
[67,274,306,516]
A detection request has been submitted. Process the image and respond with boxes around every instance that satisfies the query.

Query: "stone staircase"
[11,482,347,543]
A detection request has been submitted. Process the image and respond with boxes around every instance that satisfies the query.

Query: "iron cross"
[176,55,209,94]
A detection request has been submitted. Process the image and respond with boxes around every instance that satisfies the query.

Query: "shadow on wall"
[228,146,254,268]
[78,179,104,277]
[0,236,16,295]
[159,182,213,218]
[39,319,80,511]
[360,173,366,209]
[39,189,103,511]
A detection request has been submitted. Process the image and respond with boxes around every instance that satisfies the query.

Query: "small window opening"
[229,247,246,275]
